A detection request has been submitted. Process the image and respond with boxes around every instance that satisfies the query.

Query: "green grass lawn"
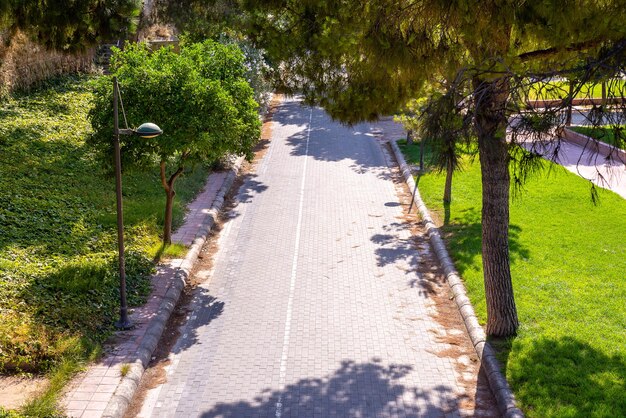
[528,80,626,100]
[0,76,210,414]
[400,140,626,418]
[569,125,625,150]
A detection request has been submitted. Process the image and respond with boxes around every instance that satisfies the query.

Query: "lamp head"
[134,123,163,138]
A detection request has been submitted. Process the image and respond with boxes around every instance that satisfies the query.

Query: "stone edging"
[101,158,243,418]
[389,139,524,418]
[561,127,626,163]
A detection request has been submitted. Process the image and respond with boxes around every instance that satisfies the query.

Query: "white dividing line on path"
[275,107,313,418]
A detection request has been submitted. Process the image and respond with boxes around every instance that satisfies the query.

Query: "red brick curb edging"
[389,139,524,418]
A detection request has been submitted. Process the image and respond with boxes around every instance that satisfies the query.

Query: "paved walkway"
[137,98,494,417]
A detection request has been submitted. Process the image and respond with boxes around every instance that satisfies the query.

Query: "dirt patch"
[124,95,283,418]
[382,140,499,417]
[0,376,47,410]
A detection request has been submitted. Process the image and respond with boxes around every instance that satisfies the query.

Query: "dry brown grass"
[0,31,95,96]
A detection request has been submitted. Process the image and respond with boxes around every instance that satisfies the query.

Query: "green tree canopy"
[242,0,626,336]
[89,40,261,244]
[1,0,141,51]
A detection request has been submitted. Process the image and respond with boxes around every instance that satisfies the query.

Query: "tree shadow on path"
[168,286,225,355]
[371,222,421,276]
[200,360,463,417]
[275,100,393,179]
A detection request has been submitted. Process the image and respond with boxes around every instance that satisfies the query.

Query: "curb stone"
[101,157,243,418]
[389,139,524,418]
[561,127,626,163]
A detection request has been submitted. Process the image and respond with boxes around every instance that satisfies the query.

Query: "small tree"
[89,40,260,244]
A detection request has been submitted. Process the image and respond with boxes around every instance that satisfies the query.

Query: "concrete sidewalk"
[136,98,497,417]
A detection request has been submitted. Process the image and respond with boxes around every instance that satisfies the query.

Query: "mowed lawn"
[529,79,626,100]
[400,141,626,418]
[0,76,210,410]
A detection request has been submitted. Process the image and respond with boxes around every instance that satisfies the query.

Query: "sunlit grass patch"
[399,139,626,417]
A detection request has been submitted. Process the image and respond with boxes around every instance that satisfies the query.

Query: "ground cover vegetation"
[0,76,211,415]
[89,40,261,244]
[241,0,626,337]
[400,140,626,417]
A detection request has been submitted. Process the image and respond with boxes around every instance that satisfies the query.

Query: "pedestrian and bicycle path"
[137,97,496,417]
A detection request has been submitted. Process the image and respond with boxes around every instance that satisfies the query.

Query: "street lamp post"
[112,76,162,330]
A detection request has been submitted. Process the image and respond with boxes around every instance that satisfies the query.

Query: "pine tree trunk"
[407,129,414,145]
[163,189,175,245]
[473,77,519,337]
[443,159,453,204]
[419,136,425,171]
[566,79,574,126]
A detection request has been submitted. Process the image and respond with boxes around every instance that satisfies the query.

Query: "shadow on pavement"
[370,222,420,275]
[234,173,268,204]
[170,286,224,354]
[199,359,463,417]
[274,101,393,179]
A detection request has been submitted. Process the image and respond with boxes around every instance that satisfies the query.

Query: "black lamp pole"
[113,76,132,330]
[111,78,162,330]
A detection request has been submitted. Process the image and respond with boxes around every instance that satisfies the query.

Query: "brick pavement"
[138,97,494,418]
[61,170,229,418]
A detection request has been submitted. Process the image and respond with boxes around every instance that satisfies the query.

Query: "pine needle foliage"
[242,0,626,337]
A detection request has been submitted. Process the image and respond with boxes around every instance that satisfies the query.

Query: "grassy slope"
[0,77,210,411]
[400,141,626,418]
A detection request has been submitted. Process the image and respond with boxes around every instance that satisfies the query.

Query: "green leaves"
[2,0,141,52]
[89,40,261,171]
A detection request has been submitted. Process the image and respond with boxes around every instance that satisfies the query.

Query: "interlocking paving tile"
[140,98,495,418]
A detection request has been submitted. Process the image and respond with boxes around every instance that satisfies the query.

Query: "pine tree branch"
[518,39,604,62]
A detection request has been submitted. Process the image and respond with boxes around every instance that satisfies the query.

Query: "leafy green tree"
[421,91,470,204]
[242,0,626,336]
[89,40,260,244]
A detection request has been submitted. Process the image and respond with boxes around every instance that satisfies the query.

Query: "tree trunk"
[163,188,176,245]
[473,77,519,337]
[443,159,453,204]
[565,79,574,126]
[160,160,184,246]
[407,129,414,145]
[601,81,607,107]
